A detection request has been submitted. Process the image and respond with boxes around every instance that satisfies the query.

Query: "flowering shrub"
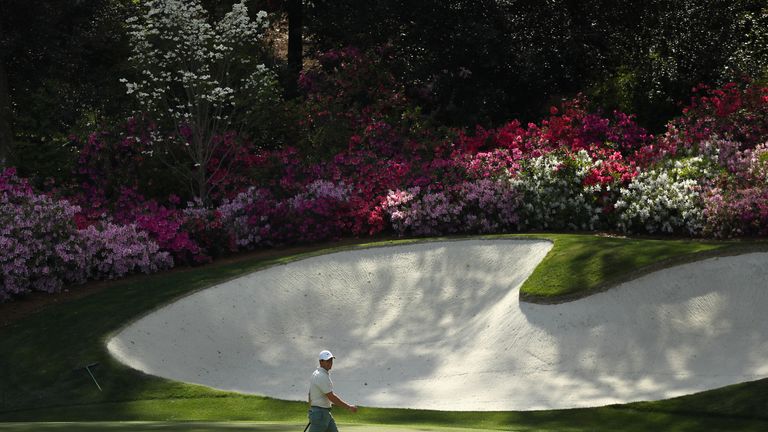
[457,97,661,166]
[703,187,768,238]
[273,180,352,243]
[6,77,768,302]
[659,82,768,237]
[538,98,657,163]
[383,179,521,236]
[209,180,355,248]
[297,150,422,236]
[453,149,522,181]
[215,187,274,249]
[80,222,173,279]
[180,202,232,259]
[747,143,768,182]
[108,189,207,264]
[297,47,434,159]
[454,121,528,155]
[0,169,170,301]
[664,82,768,154]
[694,138,751,176]
[1,169,84,300]
[697,141,768,238]
[288,180,351,207]
[615,157,719,235]
[457,180,522,233]
[511,150,605,231]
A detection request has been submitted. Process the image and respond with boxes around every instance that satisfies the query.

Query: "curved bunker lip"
[108,239,768,411]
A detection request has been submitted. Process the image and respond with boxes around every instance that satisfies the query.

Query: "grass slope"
[518,233,766,301]
[2,234,768,431]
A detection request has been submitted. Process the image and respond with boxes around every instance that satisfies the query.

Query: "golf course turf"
[3,234,768,431]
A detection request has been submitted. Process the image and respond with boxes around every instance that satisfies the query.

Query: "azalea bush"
[312,151,419,235]
[116,195,206,265]
[297,47,440,159]
[697,141,768,238]
[661,83,768,238]
[450,149,523,181]
[746,143,768,182]
[453,97,660,165]
[211,177,383,246]
[663,82,768,153]
[0,169,84,300]
[0,169,171,301]
[384,179,521,236]
[71,118,176,209]
[615,156,719,235]
[215,187,274,250]
[703,186,768,238]
[511,150,605,231]
[80,222,173,280]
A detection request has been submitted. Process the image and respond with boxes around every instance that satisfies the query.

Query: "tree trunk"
[193,132,208,204]
[285,0,303,99]
[0,60,13,169]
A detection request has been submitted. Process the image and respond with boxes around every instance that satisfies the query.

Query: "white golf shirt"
[309,367,333,408]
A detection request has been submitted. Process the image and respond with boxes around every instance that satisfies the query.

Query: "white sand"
[107,239,768,411]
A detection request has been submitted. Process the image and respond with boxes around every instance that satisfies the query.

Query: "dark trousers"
[308,406,338,432]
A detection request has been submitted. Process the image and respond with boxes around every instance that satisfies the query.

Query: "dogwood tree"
[122,0,280,202]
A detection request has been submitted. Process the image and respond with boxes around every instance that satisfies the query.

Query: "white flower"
[616,157,711,235]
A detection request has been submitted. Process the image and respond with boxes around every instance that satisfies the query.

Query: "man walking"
[307,350,357,432]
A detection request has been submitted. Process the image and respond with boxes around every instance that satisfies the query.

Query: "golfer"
[307,350,357,432]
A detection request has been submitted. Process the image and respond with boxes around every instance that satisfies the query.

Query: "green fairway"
[3,234,768,431]
[4,408,768,432]
[0,422,502,432]
[0,422,506,432]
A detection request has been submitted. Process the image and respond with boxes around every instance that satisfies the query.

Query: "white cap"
[319,350,335,361]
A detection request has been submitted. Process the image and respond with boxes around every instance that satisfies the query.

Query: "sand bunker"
[107,239,768,411]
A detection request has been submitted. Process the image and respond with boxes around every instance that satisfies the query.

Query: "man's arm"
[326,392,358,413]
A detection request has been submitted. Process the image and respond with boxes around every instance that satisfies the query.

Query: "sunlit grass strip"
[4,402,768,432]
[518,234,768,302]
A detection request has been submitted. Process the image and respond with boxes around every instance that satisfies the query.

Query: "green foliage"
[8,139,76,187]
[3,0,767,178]
[304,0,768,131]
[0,0,136,177]
[589,67,640,117]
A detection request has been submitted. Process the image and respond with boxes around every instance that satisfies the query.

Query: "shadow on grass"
[0,422,302,431]
[339,404,768,432]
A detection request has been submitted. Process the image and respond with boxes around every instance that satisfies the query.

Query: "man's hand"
[327,392,358,413]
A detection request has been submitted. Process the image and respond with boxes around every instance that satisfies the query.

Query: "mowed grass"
[0,422,505,432]
[518,233,767,301]
[2,234,768,431]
